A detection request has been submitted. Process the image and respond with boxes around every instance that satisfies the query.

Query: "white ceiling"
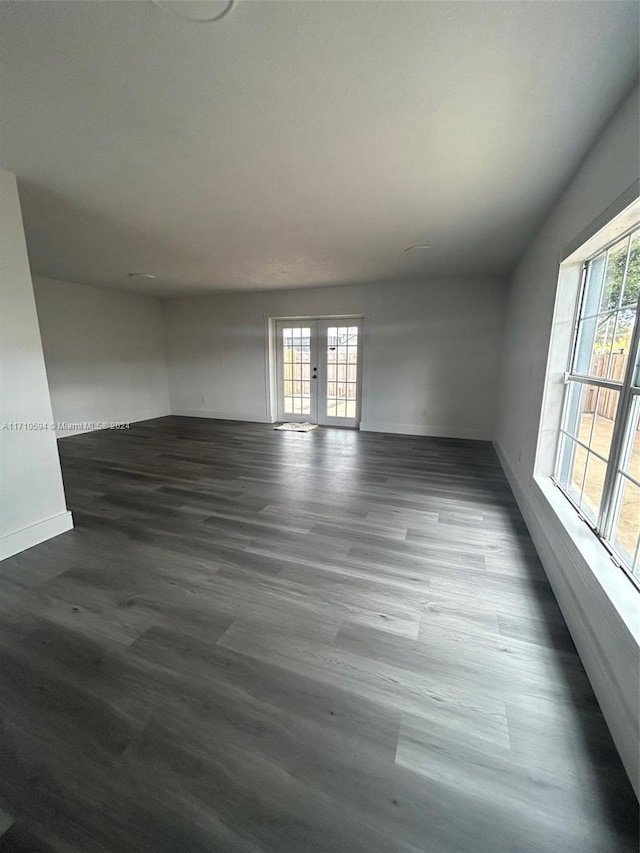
[1,1,638,297]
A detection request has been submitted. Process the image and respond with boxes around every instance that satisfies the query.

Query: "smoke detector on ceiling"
[151,0,236,24]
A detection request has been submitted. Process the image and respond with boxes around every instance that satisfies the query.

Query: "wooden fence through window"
[583,351,639,426]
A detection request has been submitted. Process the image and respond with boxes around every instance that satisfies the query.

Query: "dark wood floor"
[0,417,636,852]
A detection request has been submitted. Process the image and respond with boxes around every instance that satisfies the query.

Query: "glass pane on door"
[282,327,312,416]
[326,325,359,419]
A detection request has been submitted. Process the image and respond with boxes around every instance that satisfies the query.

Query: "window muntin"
[554,226,640,583]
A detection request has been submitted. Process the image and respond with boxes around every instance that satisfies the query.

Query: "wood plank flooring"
[0,416,637,852]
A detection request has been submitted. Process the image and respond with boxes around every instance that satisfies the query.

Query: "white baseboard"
[360,420,491,440]
[494,440,639,800]
[171,408,269,424]
[56,408,171,438]
[169,414,490,439]
[0,510,74,561]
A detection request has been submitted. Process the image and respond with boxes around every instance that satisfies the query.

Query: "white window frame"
[548,209,640,588]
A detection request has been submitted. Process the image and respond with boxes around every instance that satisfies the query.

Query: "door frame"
[316,318,363,428]
[267,314,365,428]
[274,320,318,424]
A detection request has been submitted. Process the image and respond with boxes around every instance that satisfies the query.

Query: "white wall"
[0,170,72,559]
[163,277,507,440]
[495,84,640,795]
[33,277,170,437]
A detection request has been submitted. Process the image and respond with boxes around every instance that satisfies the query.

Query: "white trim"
[360,421,491,440]
[272,316,364,428]
[274,319,319,424]
[169,412,490,440]
[494,440,639,798]
[170,408,268,423]
[0,510,74,561]
[536,200,640,571]
[264,315,278,423]
[317,318,363,428]
[56,408,171,438]
[267,313,366,321]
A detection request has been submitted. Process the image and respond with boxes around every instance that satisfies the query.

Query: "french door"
[275,318,363,428]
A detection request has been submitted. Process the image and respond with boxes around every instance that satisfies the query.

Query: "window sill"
[532,474,639,643]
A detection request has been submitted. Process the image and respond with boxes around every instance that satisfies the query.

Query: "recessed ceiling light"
[127,272,156,279]
[403,245,433,253]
